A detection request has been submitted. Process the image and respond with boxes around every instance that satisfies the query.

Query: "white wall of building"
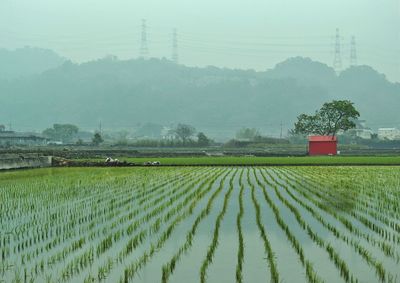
[378,128,400,140]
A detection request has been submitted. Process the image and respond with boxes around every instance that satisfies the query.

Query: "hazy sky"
[1,0,399,81]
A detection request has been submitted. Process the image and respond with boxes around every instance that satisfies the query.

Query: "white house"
[378,128,400,141]
[0,131,47,146]
[161,126,175,140]
[355,129,374,139]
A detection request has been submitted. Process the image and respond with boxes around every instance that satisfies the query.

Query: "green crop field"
[80,155,400,166]
[1,166,400,282]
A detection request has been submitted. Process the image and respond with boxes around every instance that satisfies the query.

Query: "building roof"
[0,131,46,140]
[308,135,337,142]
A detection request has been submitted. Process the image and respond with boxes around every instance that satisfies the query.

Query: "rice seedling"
[235,170,245,283]
[160,169,233,283]
[199,169,237,283]
[247,169,279,283]
[1,166,400,282]
[265,168,390,282]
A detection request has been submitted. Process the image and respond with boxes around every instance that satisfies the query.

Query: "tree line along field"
[1,166,400,282]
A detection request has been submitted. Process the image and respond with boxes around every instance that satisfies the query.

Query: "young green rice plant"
[160,169,233,283]
[293,169,400,244]
[118,169,223,263]
[276,167,400,263]
[3,166,400,282]
[42,169,212,280]
[119,169,227,282]
[285,167,399,229]
[247,169,279,283]
[249,169,323,283]
[10,169,184,276]
[257,169,357,283]
[235,170,245,283]
[121,169,231,283]
[96,257,113,281]
[199,169,237,283]
[266,168,390,282]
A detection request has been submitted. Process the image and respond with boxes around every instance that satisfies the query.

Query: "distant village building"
[378,128,400,141]
[0,130,47,146]
[355,120,367,129]
[354,129,374,140]
[161,126,175,140]
[352,120,374,139]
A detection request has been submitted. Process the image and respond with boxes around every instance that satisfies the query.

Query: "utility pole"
[172,28,178,64]
[333,28,342,74]
[8,122,12,131]
[140,19,149,59]
[350,35,357,67]
[99,121,102,135]
[280,121,283,139]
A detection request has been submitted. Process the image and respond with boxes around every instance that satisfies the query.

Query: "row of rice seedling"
[42,172,180,270]
[80,167,222,282]
[30,169,205,280]
[273,167,400,281]
[277,167,400,263]
[289,167,400,222]
[235,170,245,283]
[121,169,232,283]
[291,168,400,243]
[264,168,390,282]
[3,168,176,258]
[160,169,234,283]
[115,168,224,264]
[14,175,167,268]
[1,167,211,282]
[276,168,397,251]
[2,166,400,282]
[249,170,324,283]
[199,169,238,283]
[295,168,400,240]
[53,169,200,282]
[257,169,365,283]
[114,171,227,282]
[245,169,280,283]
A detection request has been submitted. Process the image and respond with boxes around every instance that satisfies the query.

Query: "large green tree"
[197,132,210,146]
[235,128,260,141]
[42,124,79,143]
[174,124,196,143]
[92,132,104,146]
[293,100,360,137]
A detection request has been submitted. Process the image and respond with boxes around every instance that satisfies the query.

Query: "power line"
[333,28,342,73]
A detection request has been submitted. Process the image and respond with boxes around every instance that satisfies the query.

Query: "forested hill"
[0,52,398,137]
[0,47,65,79]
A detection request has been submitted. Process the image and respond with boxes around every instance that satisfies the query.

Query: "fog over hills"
[0,48,398,139]
[0,47,65,79]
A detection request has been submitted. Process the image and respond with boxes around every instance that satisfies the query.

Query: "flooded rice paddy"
[1,166,400,283]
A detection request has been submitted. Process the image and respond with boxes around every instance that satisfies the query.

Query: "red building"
[308,136,337,156]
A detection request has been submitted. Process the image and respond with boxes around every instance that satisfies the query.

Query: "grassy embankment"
[77,156,400,166]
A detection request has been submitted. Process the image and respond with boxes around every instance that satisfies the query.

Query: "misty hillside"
[0,53,399,138]
[0,47,65,79]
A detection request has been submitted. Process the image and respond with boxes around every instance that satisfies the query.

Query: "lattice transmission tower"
[140,19,149,58]
[350,35,357,67]
[172,28,178,64]
[333,28,342,73]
